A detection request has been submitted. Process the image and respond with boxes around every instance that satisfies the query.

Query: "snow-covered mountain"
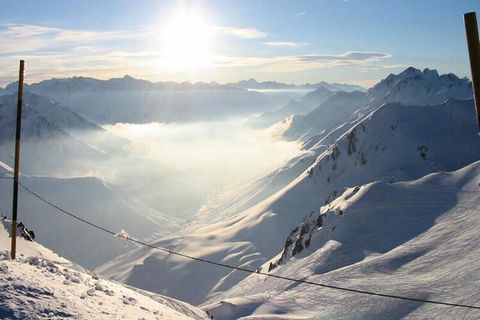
[251,86,336,127]
[7,76,274,124]
[0,220,208,319]
[98,94,480,306]
[227,78,365,92]
[0,93,110,175]
[309,80,366,92]
[227,79,295,90]
[219,67,472,228]
[0,91,131,175]
[0,162,180,269]
[369,67,472,106]
[282,90,366,140]
[284,67,473,143]
[0,92,101,141]
[4,75,241,93]
[204,160,480,319]
[246,67,475,218]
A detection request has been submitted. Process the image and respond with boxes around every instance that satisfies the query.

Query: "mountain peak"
[422,68,439,78]
[394,67,443,82]
[368,67,472,106]
[400,66,421,75]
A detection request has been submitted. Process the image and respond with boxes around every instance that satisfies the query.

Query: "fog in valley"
[99,118,303,219]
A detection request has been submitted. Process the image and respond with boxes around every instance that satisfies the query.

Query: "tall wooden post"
[464,12,480,132]
[11,60,25,260]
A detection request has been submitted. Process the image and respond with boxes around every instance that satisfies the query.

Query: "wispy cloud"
[215,26,267,39]
[295,11,307,17]
[215,51,392,72]
[0,24,146,54]
[296,52,390,62]
[263,41,306,48]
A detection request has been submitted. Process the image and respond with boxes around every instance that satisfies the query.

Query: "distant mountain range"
[2,76,365,93]
[3,75,241,93]
[0,75,365,124]
[2,76,275,124]
[227,78,365,92]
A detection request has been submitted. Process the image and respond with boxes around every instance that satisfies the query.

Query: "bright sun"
[159,11,214,70]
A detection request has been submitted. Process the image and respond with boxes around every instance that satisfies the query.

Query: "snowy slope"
[98,98,480,305]
[203,160,480,319]
[195,149,314,224]
[0,93,109,176]
[0,92,102,141]
[0,163,180,269]
[252,87,335,127]
[0,220,208,320]
[284,67,473,142]
[283,90,366,141]
[4,92,128,152]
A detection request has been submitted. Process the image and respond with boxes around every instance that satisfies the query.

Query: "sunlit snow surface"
[0,221,208,320]
[204,161,480,319]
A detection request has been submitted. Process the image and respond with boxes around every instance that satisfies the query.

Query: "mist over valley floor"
[100,118,304,218]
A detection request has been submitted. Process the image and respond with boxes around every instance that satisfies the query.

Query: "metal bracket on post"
[11,60,25,260]
[464,12,480,132]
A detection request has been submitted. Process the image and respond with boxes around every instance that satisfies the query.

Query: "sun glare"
[158,10,214,70]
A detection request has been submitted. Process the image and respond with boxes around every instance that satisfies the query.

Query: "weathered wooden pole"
[11,60,25,260]
[464,12,480,132]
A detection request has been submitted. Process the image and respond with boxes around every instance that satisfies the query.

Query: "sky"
[1,0,479,88]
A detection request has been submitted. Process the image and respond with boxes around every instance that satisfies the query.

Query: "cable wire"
[17,181,480,311]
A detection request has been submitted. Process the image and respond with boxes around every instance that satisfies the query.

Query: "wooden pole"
[464,12,480,132]
[11,60,25,260]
